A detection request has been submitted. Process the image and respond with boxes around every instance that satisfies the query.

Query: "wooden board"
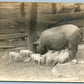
[38,11,84,22]
[0,33,27,40]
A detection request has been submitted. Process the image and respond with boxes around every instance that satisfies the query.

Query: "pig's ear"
[33,41,39,45]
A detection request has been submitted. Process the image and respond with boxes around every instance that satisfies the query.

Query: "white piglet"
[58,49,70,63]
[53,49,70,65]
[45,50,59,65]
[20,50,33,60]
[40,54,46,64]
[30,54,42,65]
[9,52,23,63]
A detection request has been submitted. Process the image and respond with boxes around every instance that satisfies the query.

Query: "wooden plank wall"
[0,2,52,34]
[0,2,30,34]
[0,2,84,35]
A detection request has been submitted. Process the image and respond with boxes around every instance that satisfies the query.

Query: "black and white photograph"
[0,2,84,82]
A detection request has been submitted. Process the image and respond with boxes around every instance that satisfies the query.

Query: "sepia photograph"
[0,2,84,82]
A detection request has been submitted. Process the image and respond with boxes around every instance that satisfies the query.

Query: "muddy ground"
[0,39,84,82]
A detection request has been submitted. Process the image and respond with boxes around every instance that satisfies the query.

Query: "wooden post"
[27,3,38,52]
[20,2,25,17]
[51,3,56,14]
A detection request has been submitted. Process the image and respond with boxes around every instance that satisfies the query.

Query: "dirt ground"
[0,40,84,82]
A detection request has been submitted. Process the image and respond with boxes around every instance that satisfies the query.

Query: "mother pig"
[34,24,83,59]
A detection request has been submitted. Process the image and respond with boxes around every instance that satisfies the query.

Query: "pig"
[34,24,83,60]
[52,49,70,65]
[30,53,42,65]
[9,52,23,63]
[43,50,59,65]
[20,50,33,60]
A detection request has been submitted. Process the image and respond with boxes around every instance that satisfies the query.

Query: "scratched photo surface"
[0,2,84,82]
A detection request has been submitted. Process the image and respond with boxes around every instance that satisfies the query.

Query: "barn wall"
[0,2,30,34]
[0,2,52,34]
[0,2,84,35]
